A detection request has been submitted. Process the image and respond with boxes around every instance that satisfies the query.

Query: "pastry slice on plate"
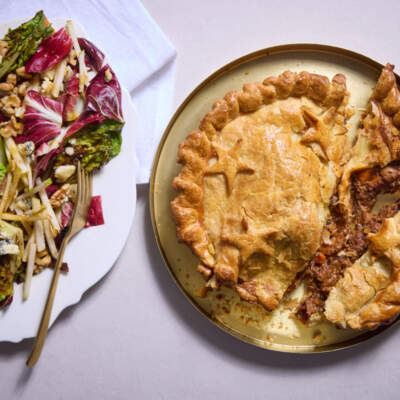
[171,70,353,311]
[299,64,400,329]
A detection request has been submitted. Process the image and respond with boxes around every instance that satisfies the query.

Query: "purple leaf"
[25,28,73,73]
[78,38,105,72]
[62,73,80,122]
[85,195,105,227]
[85,65,123,122]
[34,147,63,178]
[65,111,105,138]
[65,73,79,95]
[16,91,63,146]
[61,201,74,229]
[45,184,59,198]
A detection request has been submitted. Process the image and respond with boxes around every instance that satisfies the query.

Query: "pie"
[171,70,352,311]
[171,63,400,331]
[320,64,400,329]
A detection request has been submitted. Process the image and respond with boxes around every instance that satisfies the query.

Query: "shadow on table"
[141,183,398,369]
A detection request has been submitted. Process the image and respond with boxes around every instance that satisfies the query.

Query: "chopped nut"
[15,66,32,79]
[0,40,8,57]
[37,249,48,258]
[55,165,76,183]
[6,73,17,86]
[104,69,112,83]
[50,184,71,208]
[0,82,14,92]
[0,116,23,138]
[17,81,30,97]
[40,77,54,96]
[35,250,51,266]
[0,93,21,116]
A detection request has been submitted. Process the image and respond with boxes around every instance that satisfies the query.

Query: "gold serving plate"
[150,44,400,353]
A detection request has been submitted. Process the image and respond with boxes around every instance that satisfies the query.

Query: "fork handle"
[26,237,70,367]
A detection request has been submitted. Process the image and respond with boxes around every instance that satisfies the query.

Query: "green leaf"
[56,119,124,172]
[110,131,122,158]
[0,163,7,181]
[0,10,53,80]
[0,136,7,167]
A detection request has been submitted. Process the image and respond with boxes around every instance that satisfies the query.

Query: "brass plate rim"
[150,43,399,354]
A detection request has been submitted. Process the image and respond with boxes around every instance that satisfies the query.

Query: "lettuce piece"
[56,119,123,172]
[0,163,6,181]
[0,10,53,80]
[0,136,7,180]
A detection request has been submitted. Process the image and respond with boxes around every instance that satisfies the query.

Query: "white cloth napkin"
[1,0,176,183]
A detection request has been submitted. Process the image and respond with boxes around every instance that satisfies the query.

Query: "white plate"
[0,18,138,342]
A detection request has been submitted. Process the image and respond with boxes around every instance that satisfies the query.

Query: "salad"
[0,11,124,309]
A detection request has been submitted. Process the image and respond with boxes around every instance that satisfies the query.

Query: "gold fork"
[26,161,92,367]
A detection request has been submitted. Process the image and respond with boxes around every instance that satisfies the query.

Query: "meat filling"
[297,161,400,323]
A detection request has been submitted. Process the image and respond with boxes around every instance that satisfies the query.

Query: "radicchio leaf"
[61,201,74,229]
[85,196,105,227]
[78,38,105,72]
[25,28,72,73]
[16,91,63,146]
[65,112,105,139]
[34,147,63,178]
[45,184,59,198]
[65,72,79,95]
[85,65,123,122]
[62,73,81,122]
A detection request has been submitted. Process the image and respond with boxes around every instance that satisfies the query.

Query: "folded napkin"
[1,0,177,183]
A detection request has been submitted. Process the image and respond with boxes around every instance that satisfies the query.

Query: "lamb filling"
[297,161,400,322]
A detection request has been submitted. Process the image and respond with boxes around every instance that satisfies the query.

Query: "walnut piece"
[6,73,16,86]
[0,82,13,92]
[17,81,29,97]
[15,66,32,79]
[40,77,54,97]
[0,40,8,57]
[36,249,51,266]
[0,116,23,138]
[50,184,71,208]
[0,93,21,116]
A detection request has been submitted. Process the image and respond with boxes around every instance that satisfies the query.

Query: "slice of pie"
[299,64,400,329]
[171,70,352,311]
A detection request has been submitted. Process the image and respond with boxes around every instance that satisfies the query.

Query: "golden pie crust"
[323,64,400,330]
[171,70,352,312]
